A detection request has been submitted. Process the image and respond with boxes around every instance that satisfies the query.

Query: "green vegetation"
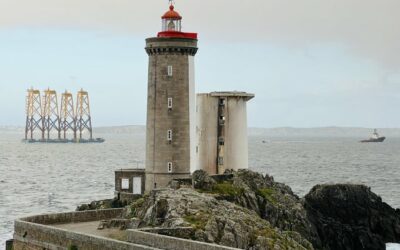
[250,228,306,249]
[199,181,245,200]
[183,212,209,230]
[257,188,278,205]
[129,197,145,217]
[213,182,244,196]
[68,245,78,250]
[248,227,279,248]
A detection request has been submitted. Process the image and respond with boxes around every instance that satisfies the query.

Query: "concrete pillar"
[196,92,254,175]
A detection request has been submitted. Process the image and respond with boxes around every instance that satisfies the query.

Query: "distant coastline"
[3,125,400,138]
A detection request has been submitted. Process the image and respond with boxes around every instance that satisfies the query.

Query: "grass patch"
[129,197,145,217]
[213,182,243,196]
[183,212,209,230]
[257,188,278,205]
[256,228,278,239]
[199,181,245,200]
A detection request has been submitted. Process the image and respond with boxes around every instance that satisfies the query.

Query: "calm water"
[1,131,399,248]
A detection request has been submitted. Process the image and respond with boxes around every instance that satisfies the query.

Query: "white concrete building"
[196,92,254,175]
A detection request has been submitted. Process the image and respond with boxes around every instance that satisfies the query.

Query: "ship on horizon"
[360,129,386,143]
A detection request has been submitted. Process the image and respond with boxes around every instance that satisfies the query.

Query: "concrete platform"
[54,221,128,241]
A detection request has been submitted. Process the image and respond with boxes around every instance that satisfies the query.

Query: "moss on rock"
[256,188,278,205]
[183,212,209,230]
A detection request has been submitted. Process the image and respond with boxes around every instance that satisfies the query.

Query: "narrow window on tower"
[218,137,225,146]
[167,65,173,76]
[218,157,224,165]
[219,116,225,125]
[167,162,173,173]
[167,130,173,142]
[168,97,173,110]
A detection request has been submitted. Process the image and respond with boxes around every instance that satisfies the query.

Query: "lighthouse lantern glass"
[162,19,181,32]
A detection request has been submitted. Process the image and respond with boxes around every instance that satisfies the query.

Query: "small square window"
[167,65,173,76]
[167,162,173,173]
[167,130,173,141]
[121,178,129,190]
[219,98,226,106]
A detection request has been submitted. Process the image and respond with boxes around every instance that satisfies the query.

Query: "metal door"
[133,177,142,195]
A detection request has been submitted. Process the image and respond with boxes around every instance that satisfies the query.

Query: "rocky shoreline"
[78,169,400,250]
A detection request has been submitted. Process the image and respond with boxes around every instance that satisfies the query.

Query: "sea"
[1,126,399,249]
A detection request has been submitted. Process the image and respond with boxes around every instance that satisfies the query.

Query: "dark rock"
[304,184,400,250]
[76,198,126,211]
[192,170,216,191]
[168,180,181,190]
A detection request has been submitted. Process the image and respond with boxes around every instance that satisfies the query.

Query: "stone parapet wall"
[13,221,154,250]
[21,208,124,225]
[12,209,155,250]
[127,229,240,250]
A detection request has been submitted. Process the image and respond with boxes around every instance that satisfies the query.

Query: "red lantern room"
[162,5,182,32]
[157,3,197,39]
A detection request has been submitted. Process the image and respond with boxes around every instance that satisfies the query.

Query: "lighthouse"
[145,3,198,191]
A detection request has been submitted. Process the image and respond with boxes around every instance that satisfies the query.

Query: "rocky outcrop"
[125,188,313,249]
[193,169,320,247]
[304,184,400,250]
[89,169,400,250]
[192,169,216,191]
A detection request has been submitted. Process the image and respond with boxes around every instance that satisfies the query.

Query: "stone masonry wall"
[21,208,123,224]
[145,37,198,191]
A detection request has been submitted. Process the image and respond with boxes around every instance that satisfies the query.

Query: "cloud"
[0,0,399,69]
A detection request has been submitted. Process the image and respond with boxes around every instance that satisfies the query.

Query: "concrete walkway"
[54,221,128,242]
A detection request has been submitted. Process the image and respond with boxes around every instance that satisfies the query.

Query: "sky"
[0,0,399,128]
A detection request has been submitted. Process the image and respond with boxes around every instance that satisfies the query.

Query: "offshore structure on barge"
[24,88,104,143]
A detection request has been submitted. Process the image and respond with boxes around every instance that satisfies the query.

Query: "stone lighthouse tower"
[145,3,198,191]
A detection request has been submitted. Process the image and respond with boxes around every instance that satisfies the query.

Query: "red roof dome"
[162,5,182,20]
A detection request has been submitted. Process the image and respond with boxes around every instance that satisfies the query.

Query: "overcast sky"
[0,0,399,127]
